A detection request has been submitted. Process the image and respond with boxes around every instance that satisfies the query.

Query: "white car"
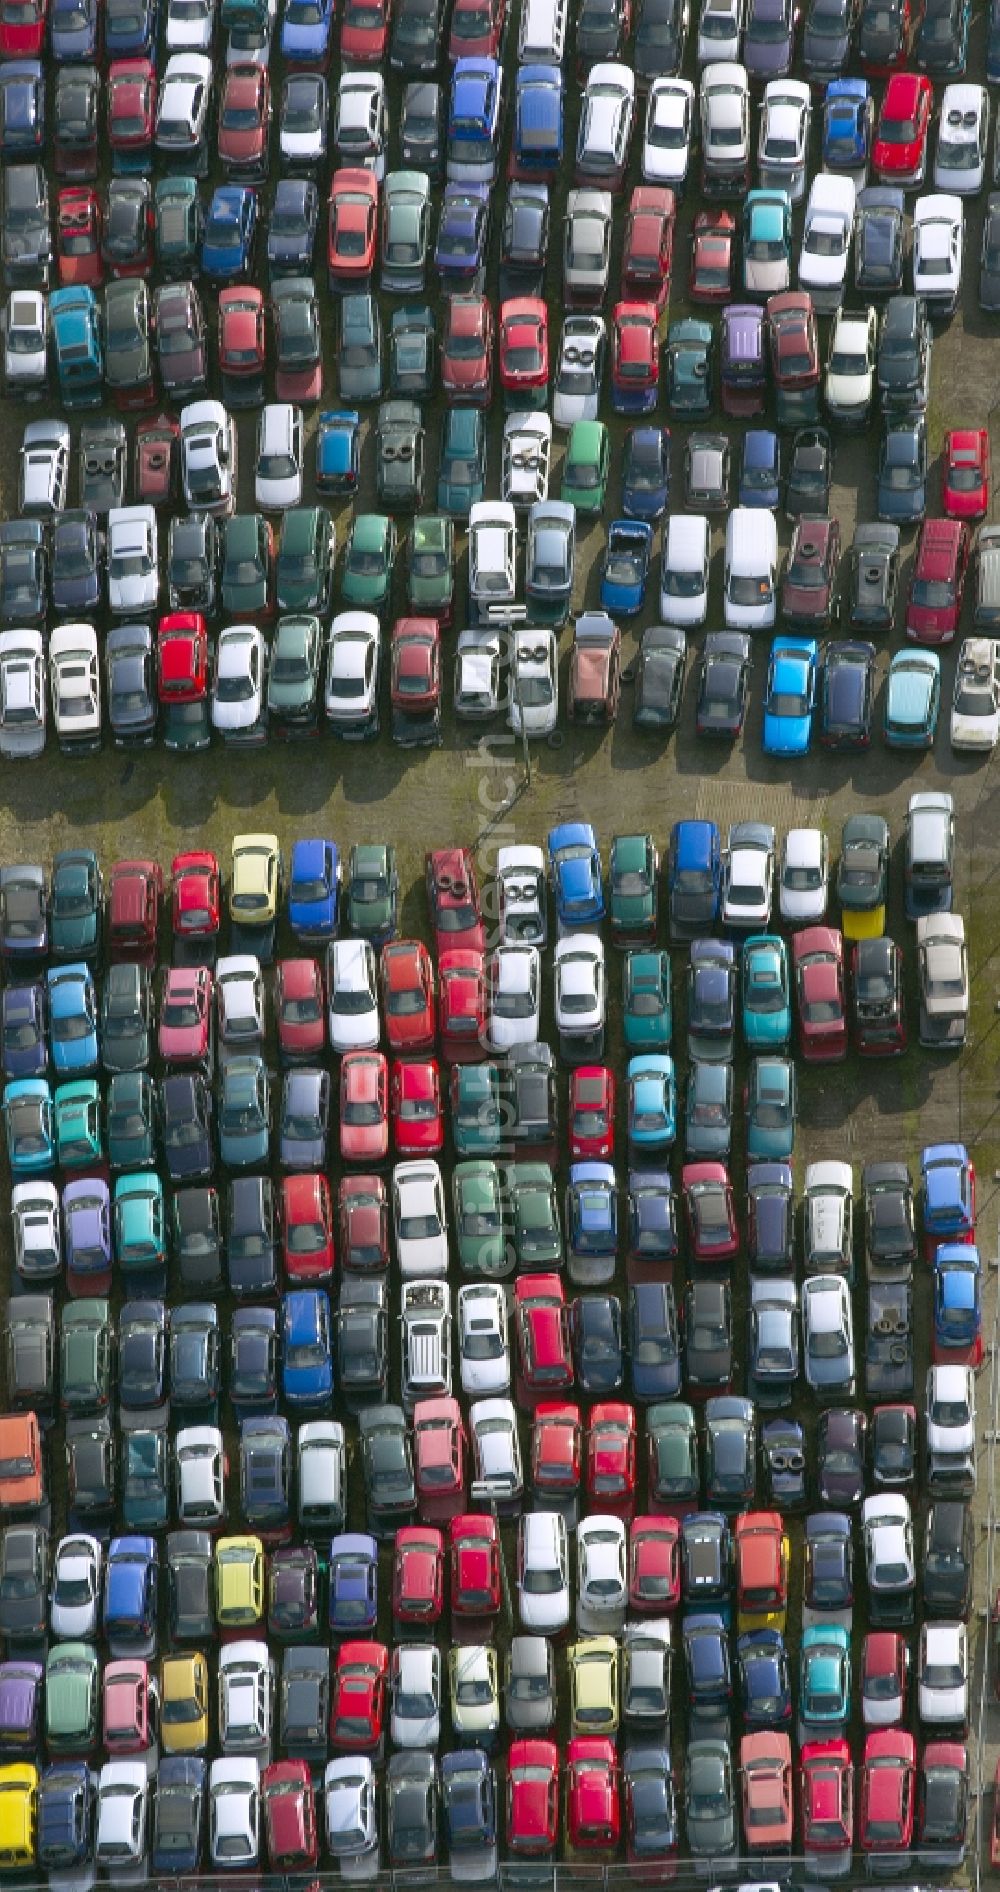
[3,289,47,392]
[20,418,70,514]
[554,934,606,1041]
[563,189,613,306]
[323,1756,379,1879]
[934,84,988,194]
[390,1643,441,1748]
[779,826,829,921]
[576,1515,627,1634]
[700,62,749,184]
[642,76,695,185]
[453,629,501,721]
[0,628,46,759]
[803,1161,853,1277]
[155,53,212,160]
[401,1279,451,1412]
[166,0,217,52]
[49,624,101,755]
[450,1646,500,1747]
[509,627,558,738]
[918,1622,969,1734]
[576,62,635,184]
[951,636,1000,749]
[95,1763,149,1884]
[497,843,547,947]
[697,0,742,62]
[328,939,380,1053]
[798,171,855,311]
[517,1511,570,1633]
[552,314,606,427]
[862,1494,915,1620]
[660,514,710,625]
[759,80,811,201]
[180,399,237,515]
[50,1533,102,1639]
[468,502,517,622]
[802,1274,855,1398]
[912,194,963,317]
[208,1758,260,1871]
[107,506,158,615]
[393,1159,449,1278]
[917,912,969,1049]
[925,1364,976,1478]
[212,625,266,742]
[457,1284,510,1397]
[502,413,552,509]
[254,403,303,511]
[216,954,265,1049]
[469,1396,523,1507]
[824,305,878,425]
[11,1180,61,1282]
[218,1641,274,1760]
[174,1425,227,1527]
[488,944,541,1051]
[334,70,388,178]
[324,612,380,735]
[722,821,775,931]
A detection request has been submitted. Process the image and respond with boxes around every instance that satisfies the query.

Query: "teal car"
[437,407,487,518]
[623,951,672,1050]
[627,1055,677,1153]
[114,1173,167,1289]
[105,1072,157,1172]
[745,1056,797,1161]
[219,1056,270,1169]
[54,1080,103,1172]
[609,832,659,948]
[666,319,713,417]
[509,1162,563,1271]
[453,1160,507,1275]
[275,508,335,616]
[341,512,396,612]
[741,936,791,1051]
[48,964,99,1078]
[123,1425,169,1531]
[4,1077,54,1175]
[799,1625,851,1739]
[50,848,102,963]
[560,420,610,516]
[154,175,202,277]
[883,648,940,749]
[450,1061,502,1156]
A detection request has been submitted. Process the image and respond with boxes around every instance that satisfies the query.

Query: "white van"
[724,507,777,631]
[518,0,568,61]
[660,513,710,625]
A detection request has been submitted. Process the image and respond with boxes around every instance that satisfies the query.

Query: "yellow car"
[215,1535,265,1629]
[230,834,282,935]
[160,1652,209,1754]
[0,1764,38,1868]
[567,1637,619,1739]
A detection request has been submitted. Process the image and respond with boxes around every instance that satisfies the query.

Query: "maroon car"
[781,517,841,626]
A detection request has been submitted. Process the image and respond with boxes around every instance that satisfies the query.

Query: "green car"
[45,1642,99,1756]
[623,951,673,1050]
[123,1424,169,1531]
[275,507,335,615]
[114,1173,167,1288]
[50,848,102,963]
[154,175,202,277]
[267,615,323,735]
[105,1071,157,1172]
[509,1161,563,1271]
[648,1401,700,1510]
[54,1080,103,1172]
[345,843,399,943]
[375,400,425,512]
[341,512,396,612]
[407,515,455,620]
[610,832,659,948]
[453,1160,507,1275]
[666,319,714,418]
[60,1299,112,1417]
[437,406,486,518]
[221,513,272,619]
[561,421,610,516]
[450,1062,502,1157]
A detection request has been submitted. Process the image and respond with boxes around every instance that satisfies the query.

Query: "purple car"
[743,0,797,75]
[434,183,490,289]
[720,305,767,419]
[63,1178,112,1295]
[2,983,47,1080]
[0,1660,43,1756]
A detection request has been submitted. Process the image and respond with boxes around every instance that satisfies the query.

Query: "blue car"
[218,1057,270,1170]
[289,838,339,941]
[683,1611,732,1714]
[740,429,781,508]
[282,1288,334,1411]
[933,1244,982,1361]
[105,0,158,57]
[2,981,47,1079]
[151,1759,206,1876]
[921,1143,975,1250]
[747,1161,795,1270]
[329,1532,379,1634]
[601,519,653,616]
[798,1625,851,1738]
[441,1750,497,1868]
[741,936,791,1050]
[547,822,604,927]
[626,1054,676,1152]
[737,1629,792,1730]
[565,1161,618,1277]
[435,183,490,288]
[745,1055,796,1161]
[201,185,259,284]
[47,965,98,1077]
[103,1534,158,1656]
[448,58,503,184]
[622,425,670,521]
[240,1415,293,1537]
[0,62,44,158]
[668,821,722,942]
[281,0,334,60]
[822,78,873,175]
[38,1764,95,1879]
[4,1076,53,1175]
[50,0,100,60]
[50,287,103,410]
[884,648,940,749]
[762,635,818,756]
[512,64,564,178]
[316,410,360,496]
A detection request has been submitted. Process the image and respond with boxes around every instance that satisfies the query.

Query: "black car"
[4,1291,55,1413]
[154,280,206,400]
[105,1071,155,1173]
[863,1160,917,1278]
[54,65,100,176]
[152,1757,205,1876]
[0,519,46,626]
[103,178,152,280]
[169,1304,221,1420]
[165,1529,214,1643]
[858,0,907,64]
[118,1299,167,1411]
[359,1402,416,1538]
[106,623,157,749]
[226,1175,278,1298]
[0,1523,47,1643]
[387,1752,437,1869]
[65,1414,116,1523]
[390,0,446,68]
[760,1416,808,1510]
[803,1512,853,1617]
[499,181,550,300]
[399,80,443,179]
[785,426,832,517]
[170,1186,224,1294]
[848,522,900,628]
[336,1275,389,1413]
[268,1543,319,1641]
[162,1071,213,1183]
[633,624,687,732]
[876,415,927,524]
[51,510,104,616]
[680,1511,731,1611]
[168,513,219,616]
[576,0,630,64]
[817,1407,866,1506]
[855,186,906,295]
[634,0,688,78]
[570,1292,624,1396]
[279,1644,330,1762]
[990,0,1000,75]
[686,939,736,1064]
[819,639,875,748]
[877,294,930,413]
[278,73,327,171]
[388,304,435,398]
[2,162,50,287]
[506,1040,559,1157]
[916,1749,968,1863]
[78,417,127,515]
[980,193,1000,310]
[629,1279,681,1402]
[683,1278,733,1392]
[922,1500,973,1615]
[746,1162,795,1270]
[802,0,856,76]
[696,630,751,739]
[229,1305,279,1420]
[267,177,319,276]
[623,1744,678,1863]
[915,0,966,71]
[240,1414,292,1538]
[101,961,152,1076]
[627,1169,679,1268]
[865,1278,914,1398]
[622,424,670,522]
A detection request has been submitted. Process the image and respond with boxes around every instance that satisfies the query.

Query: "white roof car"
[951,635,1000,749]
[3,289,47,390]
[576,62,635,183]
[722,821,775,931]
[180,400,237,516]
[468,501,517,620]
[212,624,265,738]
[393,1159,449,1278]
[453,630,501,722]
[254,403,303,511]
[390,1643,441,1749]
[166,0,216,52]
[224,0,275,59]
[918,1621,968,1730]
[449,1643,500,1745]
[509,627,557,738]
[933,84,988,194]
[334,71,387,178]
[497,843,547,947]
[95,1762,148,1880]
[759,80,811,201]
[563,189,613,305]
[697,0,743,63]
[327,938,380,1053]
[174,1424,226,1528]
[576,1514,627,1634]
[401,1278,452,1412]
[469,1396,523,1507]
[50,1533,102,1640]
[11,1180,61,1283]
[779,826,829,922]
[502,413,552,509]
[518,1510,570,1634]
[824,305,878,423]
[489,943,541,1050]
[297,1420,345,1535]
[917,912,968,1049]
[215,954,264,1049]
[554,933,606,1038]
[323,1757,378,1874]
[155,54,212,154]
[798,171,855,309]
[552,313,606,427]
[208,1758,260,1870]
[20,419,70,515]
[912,194,963,315]
[0,628,45,759]
[700,62,749,173]
[457,1283,510,1398]
[862,1494,915,1609]
[802,1274,855,1397]
[280,71,328,166]
[49,623,100,751]
[926,1363,976,1455]
[863,1634,907,1727]
[324,612,380,732]
[218,1641,274,1760]
[107,506,158,615]
[660,513,710,625]
[803,1161,853,1277]
[642,76,694,185]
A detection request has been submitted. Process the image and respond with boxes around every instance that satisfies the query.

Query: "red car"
[340,0,391,60]
[170,846,220,957]
[108,859,162,967]
[413,1395,467,1523]
[531,1401,582,1519]
[218,287,266,399]
[329,1641,387,1753]
[566,1738,620,1854]
[499,296,549,406]
[441,293,494,404]
[107,60,156,174]
[390,617,442,738]
[438,949,487,1064]
[338,1172,390,1273]
[0,0,46,54]
[340,1050,389,1163]
[917,1741,968,1861]
[861,1631,909,1728]
[622,186,675,311]
[681,1161,740,1263]
[392,1525,445,1626]
[262,1761,318,1873]
[735,1511,788,1629]
[218,63,271,177]
[507,1739,559,1857]
[448,0,506,57]
[450,1512,501,1619]
[852,937,907,1057]
[159,965,212,1068]
[611,300,659,409]
[906,517,970,644]
[741,1732,793,1855]
[690,208,735,304]
[426,848,484,956]
[281,1171,335,1283]
[943,428,989,520]
[158,613,210,719]
[380,939,435,1054]
[628,1514,681,1613]
[586,1402,637,1520]
[569,1065,616,1160]
[275,958,326,1062]
[515,1275,573,1409]
[103,1660,157,1756]
[792,926,848,1063]
[873,72,932,185]
[860,1729,916,1866]
[327,168,379,289]
[800,1740,854,1867]
[135,415,180,508]
[767,289,820,404]
[56,187,103,288]
[391,1057,443,1155]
